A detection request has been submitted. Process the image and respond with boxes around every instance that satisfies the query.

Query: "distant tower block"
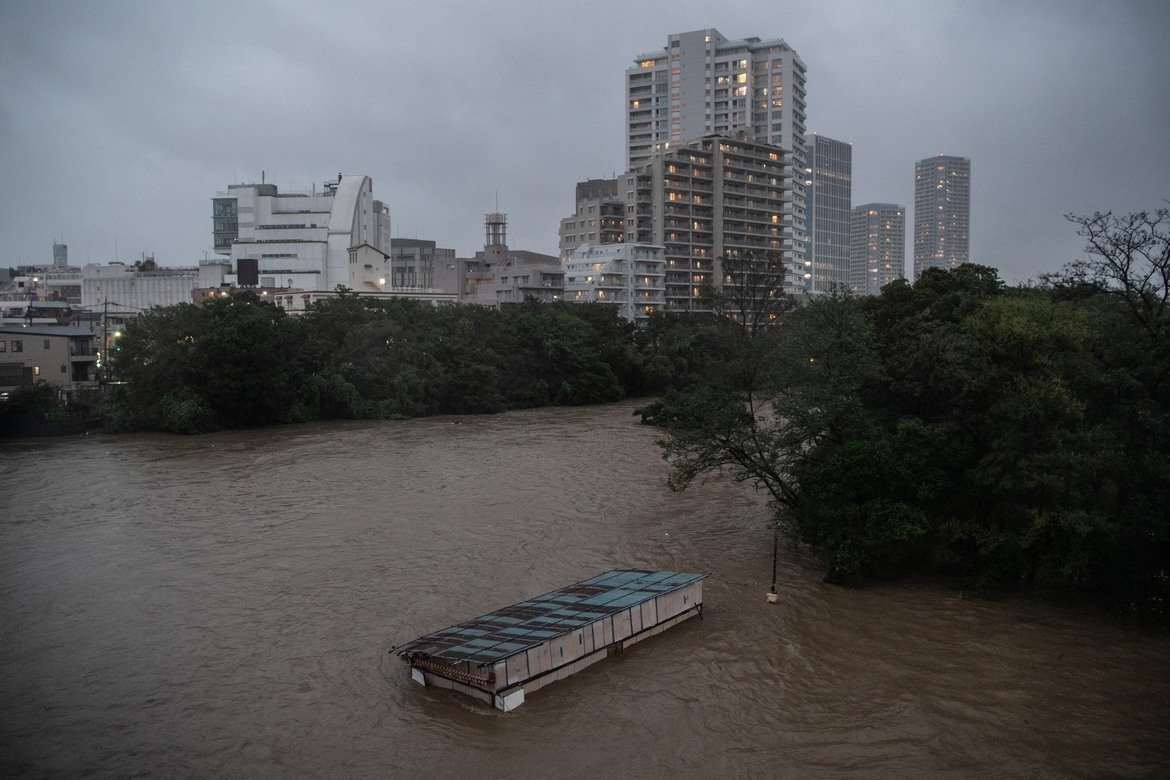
[485,212,508,247]
[53,243,68,267]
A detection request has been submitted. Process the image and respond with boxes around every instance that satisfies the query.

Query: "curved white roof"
[327,175,371,235]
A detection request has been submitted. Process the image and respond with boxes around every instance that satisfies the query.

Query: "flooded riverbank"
[1,401,1166,776]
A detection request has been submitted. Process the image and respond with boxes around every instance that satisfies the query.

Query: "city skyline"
[1,1,1168,283]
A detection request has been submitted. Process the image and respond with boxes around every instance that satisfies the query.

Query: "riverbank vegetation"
[101,293,704,434]
[0,384,101,437]
[640,209,1170,620]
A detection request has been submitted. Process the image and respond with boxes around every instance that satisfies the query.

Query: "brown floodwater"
[1,401,1167,777]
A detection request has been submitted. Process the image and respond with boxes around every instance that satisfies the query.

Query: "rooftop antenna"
[262,170,265,184]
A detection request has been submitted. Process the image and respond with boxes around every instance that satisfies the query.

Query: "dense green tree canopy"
[105,294,656,434]
[640,249,1170,621]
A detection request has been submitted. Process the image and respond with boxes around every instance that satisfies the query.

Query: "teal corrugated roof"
[396,569,706,667]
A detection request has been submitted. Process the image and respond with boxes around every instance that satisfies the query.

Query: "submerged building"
[397,569,707,712]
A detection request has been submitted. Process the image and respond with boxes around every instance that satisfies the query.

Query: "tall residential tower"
[850,203,905,295]
[804,134,852,292]
[626,29,808,262]
[913,155,970,279]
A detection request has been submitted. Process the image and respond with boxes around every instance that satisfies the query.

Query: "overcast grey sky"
[1,0,1167,282]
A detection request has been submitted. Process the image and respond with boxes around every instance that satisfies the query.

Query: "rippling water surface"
[1,401,1167,777]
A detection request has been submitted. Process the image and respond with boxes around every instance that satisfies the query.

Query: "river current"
[1,401,1167,777]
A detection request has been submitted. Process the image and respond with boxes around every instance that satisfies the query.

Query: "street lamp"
[767,518,780,603]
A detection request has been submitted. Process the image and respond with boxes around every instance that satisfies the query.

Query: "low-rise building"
[269,287,456,314]
[564,243,665,325]
[82,262,204,314]
[0,300,76,326]
[461,213,563,306]
[390,238,458,291]
[0,325,98,391]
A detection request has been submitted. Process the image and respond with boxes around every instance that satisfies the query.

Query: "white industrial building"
[81,263,208,312]
[1,261,228,316]
[212,175,387,292]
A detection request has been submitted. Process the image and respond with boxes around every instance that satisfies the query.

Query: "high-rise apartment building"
[913,155,970,279]
[558,179,625,259]
[804,134,852,292]
[850,203,905,296]
[621,131,795,311]
[626,29,808,260]
[52,243,68,268]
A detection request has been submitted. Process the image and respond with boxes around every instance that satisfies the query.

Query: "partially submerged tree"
[639,252,875,529]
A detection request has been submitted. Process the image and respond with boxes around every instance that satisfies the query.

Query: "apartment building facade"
[913,155,971,279]
[558,179,626,259]
[563,243,665,325]
[804,134,852,293]
[621,132,795,312]
[626,29,808,261]
[850,203,906,295]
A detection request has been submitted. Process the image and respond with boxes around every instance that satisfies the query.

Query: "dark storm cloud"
[1,0,1167,281]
